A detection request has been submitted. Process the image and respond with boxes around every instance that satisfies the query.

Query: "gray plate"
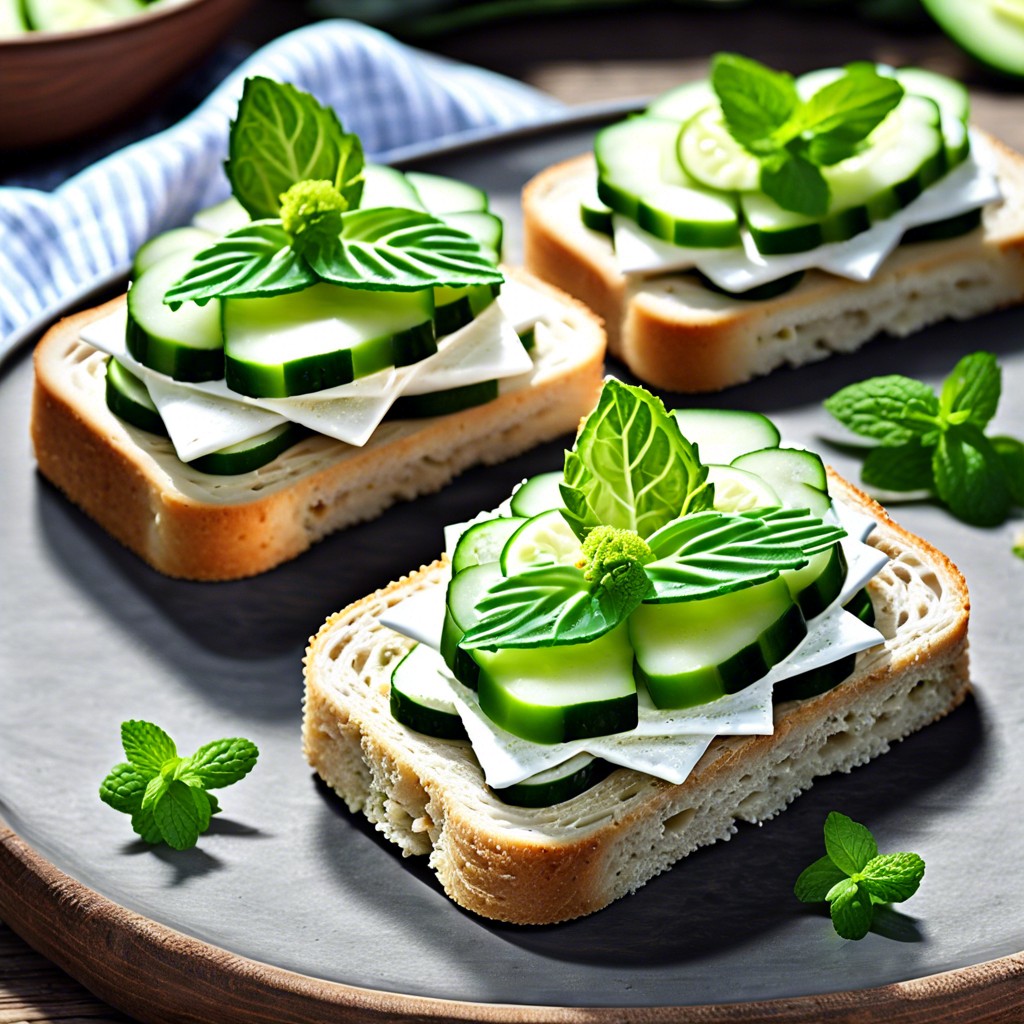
[1,109,1023,1011]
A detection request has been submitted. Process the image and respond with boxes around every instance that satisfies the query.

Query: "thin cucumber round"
[902,207,982,244]
[705,464,781,513]
[388,379,498,420]
[509,472,564,518]
[390,643,467,741]
[432,282,499,336]
[222,283,436,398]
[629,577,807,709]
[406,171,489,215]
[731,446,829,497]
[677,104,762,192]
[493,754,614,807]
[441,561,504,688]
[187,422,309,476]
[672,408,781,465]
[441,211,503,265]
[782,542,849,619]
[474,623,638,744]
[894,67,970,167]
[500,510,583,575]
[580,182,614,235]
[191,197,249,236]
[126,250,224,382]
[104,358,167,437]
[646,79,717,122]
[692,269,805,301]
[361,164,426,212]
[133,227,214,278]
[452,517,527,575]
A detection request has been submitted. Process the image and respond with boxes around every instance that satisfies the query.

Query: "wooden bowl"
[0,0,252,150]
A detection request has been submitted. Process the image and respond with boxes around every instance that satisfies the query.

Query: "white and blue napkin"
[0,20,562,360]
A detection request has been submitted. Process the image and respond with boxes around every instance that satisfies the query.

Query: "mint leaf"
[178,738,260,790]
[824,375,940,444]
[858,852,925,904]
[794,854,849,903]
[303,207,504,292]
[121,720,176,775]
[823,811,878,875]
[153,779,211,851]
[806,132,861,167]
[829,880,874,940]
[560,379,711,541]
[141,773,171,811]
[742,506,848,557]
[790,67,902,146]
[860,441,935,492]
[164,222,317,307]
[759,151,830,218]
[130,805,163,845]
[940,351,1001,430]
[991,435,1024,506]
[933,424,1012,526]
[711,53,796,151]
[99,763,149,814]
[226,77,364,221]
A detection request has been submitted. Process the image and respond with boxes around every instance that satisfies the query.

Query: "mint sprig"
[824,352,1024,526]
[795,812,925,940]
[711,54,903,216]
[100,721,258,850]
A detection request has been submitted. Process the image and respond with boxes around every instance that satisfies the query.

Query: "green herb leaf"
[860,441,936,492]
[940,351,1001,430]
[829,880,874,940]
[739,506,848,556]
[459,564,645,649]
[121,720,176,775]
[152,779,211,851]
[794,854,849,903]
[790,66,903,147]
[130,805,163,845]
[759,151,830,218]
[141,773,170,811]
[711,53,797,151]
[226,77,364,221]
[858,852,925,904]
[178,738,260,790]
[302,207,504,292]
[560,379,711,541]
[824,375,940,444]
[806,131,862,167]
[99,763,149,814]
[933,424,1012,526]
[991,435,1024,506]
[163,222,317,306]
[823,811,878,876]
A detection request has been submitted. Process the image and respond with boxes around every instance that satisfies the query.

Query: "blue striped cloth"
[0,20,562,359]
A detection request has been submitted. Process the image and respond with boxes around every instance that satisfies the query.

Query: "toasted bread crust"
[302,474,970,924]
[30,270,605,581]
[522,133,1024,392]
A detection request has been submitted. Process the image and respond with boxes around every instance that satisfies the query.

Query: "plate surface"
[2,110,1024,1017]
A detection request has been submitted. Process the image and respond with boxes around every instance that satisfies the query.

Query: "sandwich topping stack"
[523,56,1024,391]
[304,379,970,923]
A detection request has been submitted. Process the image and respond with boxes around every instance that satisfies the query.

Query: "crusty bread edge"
[302,473,970,925]
[29,268,606,581]
[522,133,1024,392]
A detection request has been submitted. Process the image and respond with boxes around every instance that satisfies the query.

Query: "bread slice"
[302,473,970,925]
[522,133,1024,392]
[30,269,605,581]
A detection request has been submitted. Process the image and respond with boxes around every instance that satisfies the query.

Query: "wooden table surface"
[3,4,1024,1022]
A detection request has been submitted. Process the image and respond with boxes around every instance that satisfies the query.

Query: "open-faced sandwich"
[303,378,970,924]
[30,78,605,580]
[523,55,1024,392]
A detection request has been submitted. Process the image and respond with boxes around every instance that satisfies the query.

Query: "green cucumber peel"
[711,54,904,216]
[795,812,925,941]
[99,720,258,851]
[825,352,1024,526]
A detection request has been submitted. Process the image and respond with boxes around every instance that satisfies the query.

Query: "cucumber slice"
[731,446,829,497]
[361,164,425,211]
[919,0,1024,79]
[646,79,717,122]
[441,562,504,688]
[388,380,498,420]
[191,197,249,236]
[677,104,762,193]
[894,67,971,166]
[0,0,28,34]
[692,269,805,301]
[188,422,308,476]
[580,182,614,235]
[509,471,564,517]
[452,517,527,574]
[474,624,637,744]
[442,211,503,265]
[222,283,436,398]
[500,509,583,575]
[133,227,214,278]
[406,171,489,214]
[901,207,982,244]
[23,0,142,31]
[705,464,780,513]
[493,753,614,807]
[104,358,167,437]
[390,643,467,741]
[630,577,807,709]
[126,251,224,382]
[432,282,499,335]
[672,408,781,465]
[782,542,849,619]
[637,183,742,249]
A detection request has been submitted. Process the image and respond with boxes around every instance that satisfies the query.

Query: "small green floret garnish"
[99,720,259,851]
[795,812,925,940]
[279,178,349,244]
[581,525,654,601]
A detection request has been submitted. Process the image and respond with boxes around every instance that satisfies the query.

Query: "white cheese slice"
[496,276,563,334]
[379,575,450,649]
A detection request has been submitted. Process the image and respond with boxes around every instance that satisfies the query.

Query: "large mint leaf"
[789,66,902,146]
[794,855,849,904]
[860,441,936,492]
[121,720,175,775]
[643,511,810,603]
[226,78,364,221]
[829,880,874,940]
[163,222,317,306]
[858,852,925,904]
[760,151,830,218]
[178,738,259,790]
[933,423,1012,526]
[711,52,796,152]
[739,507,847,555]
[823,811,878,876]
[824,375,940,444]
[560,379,711,541]
[302,208,504,291]
[940,351,1001,430]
